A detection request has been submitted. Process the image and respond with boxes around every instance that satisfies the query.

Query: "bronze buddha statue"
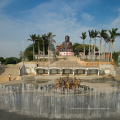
[62,35,73,52]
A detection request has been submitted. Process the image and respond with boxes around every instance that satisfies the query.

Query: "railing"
[34,55,54,59]
[110,64,116,77]
[99,64,116,77]
[77,58,113,67]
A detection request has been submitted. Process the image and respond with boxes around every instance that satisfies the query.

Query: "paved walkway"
[0,65,20,84]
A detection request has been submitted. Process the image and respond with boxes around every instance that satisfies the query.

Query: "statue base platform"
[59,52,74,56]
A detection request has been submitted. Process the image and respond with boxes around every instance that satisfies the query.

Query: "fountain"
[0,77,120,119]
[53,74,91,94]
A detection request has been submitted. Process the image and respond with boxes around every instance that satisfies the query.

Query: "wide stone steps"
[49,60,81,67]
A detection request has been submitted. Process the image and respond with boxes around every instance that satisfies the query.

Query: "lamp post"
[48,36,51,75]
[21,51,25,76]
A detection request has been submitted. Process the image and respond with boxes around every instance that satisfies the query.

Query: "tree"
[80,32,87,60]
[24,44,33,61]
[72,43,98,57]
[107,36,111,62]
[92,30,99,61]
[88,30,94,61]
[0,57,5,64]
[72,43,80,55]
[35,34,41,55]
[103,33,109,61]
[5,57,20,64]
[112,51,119,64]
[47,32,56,57]
[41,34,47,55]
[24,41,55,61]
[109,28,120,61]
[27,34,37,61]
[98,29,108,61]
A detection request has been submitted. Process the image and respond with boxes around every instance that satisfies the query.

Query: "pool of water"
[0,78,120,119]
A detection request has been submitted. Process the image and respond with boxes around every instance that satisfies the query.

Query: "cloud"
[0,0,95,58]
[0,0,13,9]
[81,12,95,21]
[0,0,120,58]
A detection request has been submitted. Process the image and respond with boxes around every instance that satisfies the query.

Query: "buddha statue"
[62,35,73,52]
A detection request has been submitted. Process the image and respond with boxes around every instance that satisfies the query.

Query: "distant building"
[102,53,111,58]
[56,44,62,52]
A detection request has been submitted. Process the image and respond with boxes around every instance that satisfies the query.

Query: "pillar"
[85,68,88,75]
[73,69,75,76]
[60,69,62,75]
[98,69,99,75]
[48,69,50,75]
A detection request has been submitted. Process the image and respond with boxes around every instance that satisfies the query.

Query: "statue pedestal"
[59,52,74,56]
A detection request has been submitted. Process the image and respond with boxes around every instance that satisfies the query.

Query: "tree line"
[0,57,21,64]
[24,28,120,62]
[24,32,56,61]
[79,28,120,61]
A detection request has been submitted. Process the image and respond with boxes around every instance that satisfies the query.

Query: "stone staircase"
[50,56,81,68]
[66,56,78,61]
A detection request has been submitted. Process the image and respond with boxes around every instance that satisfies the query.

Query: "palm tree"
[27,34,36,61]
[35,34,41,55]
[107,37,111,62]
[41,34,47,55]
[88,30,94,61]
[98,30,107,61]
[80,32,87,60]
[92,30,99,61]
[47,32,56,57]
[103,33,109,61]
[109,28,120,61]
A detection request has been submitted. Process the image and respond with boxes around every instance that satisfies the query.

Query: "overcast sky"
[0,0,120,58]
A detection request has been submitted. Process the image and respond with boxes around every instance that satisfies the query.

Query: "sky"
[0,0,120,58]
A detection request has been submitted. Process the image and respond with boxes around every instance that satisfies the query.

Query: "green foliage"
[80,32,87,44]
[24,44,33,61]
[49,43,55,51]
[72,43,99,55]
[5,57,21,64]
[53,51,59,56]
[24,42,55,61]
[0,57,5,64]
[88,30,94,38]
[0,57,21,64]
[28,34,37,42]
[56,51,59,56]
[92,30,99,38]
[72,43,80,55]
[112,52,119,63]
[24,50,33,61]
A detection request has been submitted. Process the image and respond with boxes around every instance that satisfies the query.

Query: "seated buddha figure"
[62,35,73,52]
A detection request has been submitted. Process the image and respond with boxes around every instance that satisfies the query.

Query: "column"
[48,69,50,75]
[85,68,88,75]
[73,69,75,76]
[98,69,99,75]
[60,69,62,75]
